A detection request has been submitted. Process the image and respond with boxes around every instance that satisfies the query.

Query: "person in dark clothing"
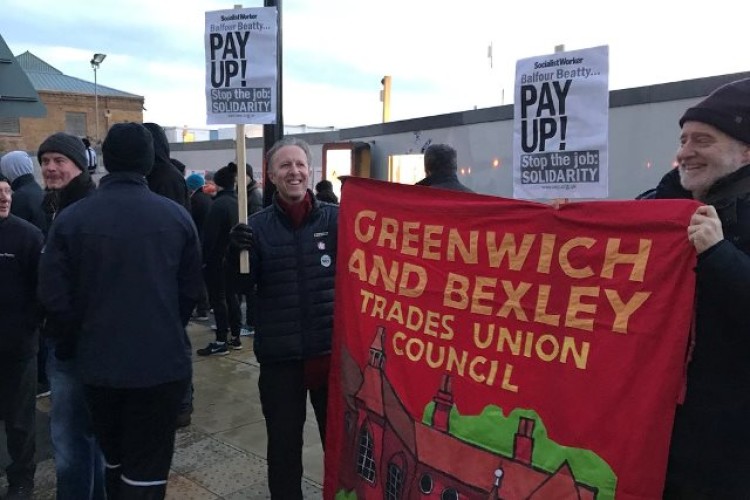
[37,132,105,500]
[314,179,338,204]
[197,164,243,355]
[415,143,474,192]
[229,137,337,499]
[38,123,203,500]
[238,162,263,334]
[2,151,50,400]
[1,151,46,231]
[142,122,190,211]
[170,158,186,175]
[186,173,212,321]
[649,78,750,499]
[142,122,194,427]
[0,173,44,500]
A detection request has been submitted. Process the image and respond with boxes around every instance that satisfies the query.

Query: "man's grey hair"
[424,144,457,175]
[266,137,312,171]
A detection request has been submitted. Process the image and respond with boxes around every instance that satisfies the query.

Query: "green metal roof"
[16,51,142,99]
[0,36,46,118]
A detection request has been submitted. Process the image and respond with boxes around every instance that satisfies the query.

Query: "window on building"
[65,112,87,137]
[385,455,405,500]
[0,117,21,135]
[356,424,376,483]
[441,488,459,500]
[419,473,433,494]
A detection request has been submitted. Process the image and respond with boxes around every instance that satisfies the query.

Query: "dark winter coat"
[41,171,96,235]
[9,174,46,231]
[143,123,191,211]
[415,172,474,192]
[655,165,750,495]
[38,173,203,388]
[190,189,213,238]
[245,191,338,364]
[202,189,238,267]
[0,215,43,359]
[247,181,263,217]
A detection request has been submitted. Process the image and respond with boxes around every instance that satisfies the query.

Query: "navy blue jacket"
[246,192,338,364]
[38,173,203,388]
[0,214,43,358]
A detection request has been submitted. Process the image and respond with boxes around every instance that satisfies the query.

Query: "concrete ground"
[0,320,325,499]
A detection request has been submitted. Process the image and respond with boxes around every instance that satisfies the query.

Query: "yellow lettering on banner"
[472,323,590,369]
[605,289,652,334]
[372,294,387,318]
[602,238,652,282]
[392,331,406,355]
[385,300,404,324]
[401,221,421,256]
[565,286,600,331]
[354,210,376,242]
[537,233,556,274]
[534,284,560,326]
[447,229,478,264]
[471,277,497,315]
[422,225,444,260]
[368,255,398,292]
[501,364,518,392]
[559,237,596,278]
[406,306,424,331]
[496,280,532,321]
[359,289,374,313]
[444,272,470,309]
[348,248,367,281]
[399,263,427,298]
[377,217,398,249]
[424,310,440,337]
[446,347,468,376]
[487,232,536,270]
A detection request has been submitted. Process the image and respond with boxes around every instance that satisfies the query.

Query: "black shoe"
[7,484,33,499]
[196,342,229,356]
[228,336,242,350]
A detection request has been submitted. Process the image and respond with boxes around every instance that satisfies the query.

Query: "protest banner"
[513,46,609,200]
[325,178,699,500]
[205,7,278,125]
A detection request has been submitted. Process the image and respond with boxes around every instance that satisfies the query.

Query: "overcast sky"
[3,0,748,129]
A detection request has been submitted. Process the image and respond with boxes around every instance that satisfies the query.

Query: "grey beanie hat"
[37,133,87,171]
[0,151,34,182]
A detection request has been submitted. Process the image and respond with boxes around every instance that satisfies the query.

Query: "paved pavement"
[0,321,325,499]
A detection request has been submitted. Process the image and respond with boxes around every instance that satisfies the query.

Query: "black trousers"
[259,361,327,500]
[204,264,241,341]
[84,378,188,500]
[0,353,37,488]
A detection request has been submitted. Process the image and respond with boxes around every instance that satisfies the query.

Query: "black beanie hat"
[102,123,155,175]
[38,133,87,171]
[213,163,237,189]
[680,78,750,145]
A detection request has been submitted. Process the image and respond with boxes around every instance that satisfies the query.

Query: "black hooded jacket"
[143,123,190,211]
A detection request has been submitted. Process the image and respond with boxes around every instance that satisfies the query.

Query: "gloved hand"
[230,223,254,250]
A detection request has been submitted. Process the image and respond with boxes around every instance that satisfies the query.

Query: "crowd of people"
[0,77,749,499]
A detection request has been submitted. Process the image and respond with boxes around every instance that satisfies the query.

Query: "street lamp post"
[90,53,106,143]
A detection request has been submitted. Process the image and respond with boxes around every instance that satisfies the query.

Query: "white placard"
[205,7,278,125]
[513,45,609,199]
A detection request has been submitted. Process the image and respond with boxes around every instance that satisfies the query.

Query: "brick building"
[0,51,143,153]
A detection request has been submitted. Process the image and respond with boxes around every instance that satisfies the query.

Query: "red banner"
[325,178,699,500]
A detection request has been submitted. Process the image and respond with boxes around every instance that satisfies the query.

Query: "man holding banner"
[651,78,750,498]
[230,138,338,499]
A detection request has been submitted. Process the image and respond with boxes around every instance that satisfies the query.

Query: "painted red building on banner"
[336,326,599,500]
